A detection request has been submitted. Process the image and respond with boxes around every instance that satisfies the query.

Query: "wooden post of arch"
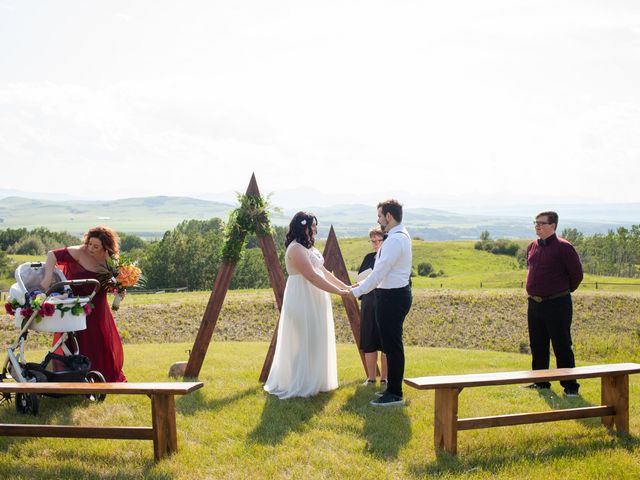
[181,174,286,379]
[322,226,368,373]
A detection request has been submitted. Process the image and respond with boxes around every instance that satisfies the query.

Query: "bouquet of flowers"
[96,256,143,311]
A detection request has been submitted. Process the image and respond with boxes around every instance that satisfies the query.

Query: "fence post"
[480,282,483,288]
[595,282,598,290]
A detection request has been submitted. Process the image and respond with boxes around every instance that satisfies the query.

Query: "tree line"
[562,226,640,278]
[475,226,640,278]
[0,221,288,290]
[2,222,639,289]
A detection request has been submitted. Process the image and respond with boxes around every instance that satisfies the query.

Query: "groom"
[350,199,412,406]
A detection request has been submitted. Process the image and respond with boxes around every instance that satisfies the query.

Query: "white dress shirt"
[352,224,412,297]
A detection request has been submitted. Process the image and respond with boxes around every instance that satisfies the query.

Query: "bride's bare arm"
[321,266,350,290]
[288,244,346,295]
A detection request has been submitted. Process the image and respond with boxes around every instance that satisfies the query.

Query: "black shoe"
[370,392,405,407]
[374,389,386,397]
[523,383,550,390]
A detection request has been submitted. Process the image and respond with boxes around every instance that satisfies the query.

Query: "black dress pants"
[527,294,579,391]
[375,285,412,397]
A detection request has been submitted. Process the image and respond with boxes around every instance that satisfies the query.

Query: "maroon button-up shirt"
[525,233,583,297]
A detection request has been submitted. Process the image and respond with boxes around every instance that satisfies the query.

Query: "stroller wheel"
[15,392,39,415]
[85,370,106,403]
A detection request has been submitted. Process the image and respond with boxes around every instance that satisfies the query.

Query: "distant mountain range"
[0,194,636,240]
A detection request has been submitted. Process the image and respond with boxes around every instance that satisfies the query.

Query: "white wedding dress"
[264,242,338,399]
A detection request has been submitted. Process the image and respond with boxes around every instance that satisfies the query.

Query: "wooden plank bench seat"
[0,381,204,462]
[405,363,640,455]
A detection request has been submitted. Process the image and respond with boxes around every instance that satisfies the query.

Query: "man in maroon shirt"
[525,211,583,396]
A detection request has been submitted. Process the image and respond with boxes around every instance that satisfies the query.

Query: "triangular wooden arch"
[182,174,367,380]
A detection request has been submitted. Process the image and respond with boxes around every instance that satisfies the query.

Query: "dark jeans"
[375,285,412,397]
[527,294,579,391]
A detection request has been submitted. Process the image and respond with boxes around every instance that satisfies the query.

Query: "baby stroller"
[1,262,106,415]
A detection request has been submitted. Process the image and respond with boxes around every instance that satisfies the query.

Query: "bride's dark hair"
[285,211,318,249]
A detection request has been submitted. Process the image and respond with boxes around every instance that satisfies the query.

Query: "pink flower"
[4,302,14,315]
[40,302,56,316]
[21,307,33,318]
[83,303,93,315]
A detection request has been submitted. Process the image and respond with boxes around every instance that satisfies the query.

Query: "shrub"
[417,262,434,276]
[8,235,47,255]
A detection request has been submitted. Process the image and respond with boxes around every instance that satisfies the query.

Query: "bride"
[264,211,350,399]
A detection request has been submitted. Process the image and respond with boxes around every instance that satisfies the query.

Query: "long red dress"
[53,248,126,382]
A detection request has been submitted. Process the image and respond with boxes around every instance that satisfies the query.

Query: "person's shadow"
[248,391,333,445]
[340,382,411,459]
[534,387,609,430]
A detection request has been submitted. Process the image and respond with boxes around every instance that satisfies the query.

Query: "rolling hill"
[0,195,632,240]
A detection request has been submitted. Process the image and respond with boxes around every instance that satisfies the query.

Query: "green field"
[0,342,638,479]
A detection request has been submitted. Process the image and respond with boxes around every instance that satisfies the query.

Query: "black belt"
[375,284,411,294]
[528,290,570,303]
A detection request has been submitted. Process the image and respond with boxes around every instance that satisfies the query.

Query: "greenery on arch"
[221,193,273,264]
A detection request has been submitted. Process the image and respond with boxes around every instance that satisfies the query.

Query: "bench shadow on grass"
[409,434,640,478]
[175,385,261,416]
[408,386,639,478]
[0,394,169,479]
[248,390,333,446]
[340,381,411,460]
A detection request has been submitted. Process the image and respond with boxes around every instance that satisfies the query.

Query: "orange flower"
[116,264,142,288]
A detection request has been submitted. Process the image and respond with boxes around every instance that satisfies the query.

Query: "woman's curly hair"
[285,211,317,249]
[83,226,120,258]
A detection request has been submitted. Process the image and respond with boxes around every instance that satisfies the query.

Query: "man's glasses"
[533,221,551,226]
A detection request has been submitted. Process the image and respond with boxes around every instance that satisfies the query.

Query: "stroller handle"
[47,279,101,301]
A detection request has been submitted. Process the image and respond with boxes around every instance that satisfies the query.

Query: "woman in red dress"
[40,226,126,382]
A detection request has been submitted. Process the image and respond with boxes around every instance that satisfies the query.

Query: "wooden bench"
[0,381,204,462]
[405,363,640,455]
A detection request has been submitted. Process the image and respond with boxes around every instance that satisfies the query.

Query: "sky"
[1,0,639,209]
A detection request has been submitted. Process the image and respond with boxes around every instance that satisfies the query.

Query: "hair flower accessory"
[300,219,307,225]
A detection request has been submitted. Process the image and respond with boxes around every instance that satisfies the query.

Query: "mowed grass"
[0,342,638,479]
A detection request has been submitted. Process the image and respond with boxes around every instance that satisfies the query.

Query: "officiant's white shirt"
[352,224,412,297]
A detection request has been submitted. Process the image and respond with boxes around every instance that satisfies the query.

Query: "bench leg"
[151,394,178,461]
[601,374,629,434]
[434,388,460,455]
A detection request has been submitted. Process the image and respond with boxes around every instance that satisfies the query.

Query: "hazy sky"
[1,0,639,206]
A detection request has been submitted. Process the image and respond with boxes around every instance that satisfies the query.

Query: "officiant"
[357,227,387,386]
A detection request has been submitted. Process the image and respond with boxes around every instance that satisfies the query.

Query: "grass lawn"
[0,342,638,479]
